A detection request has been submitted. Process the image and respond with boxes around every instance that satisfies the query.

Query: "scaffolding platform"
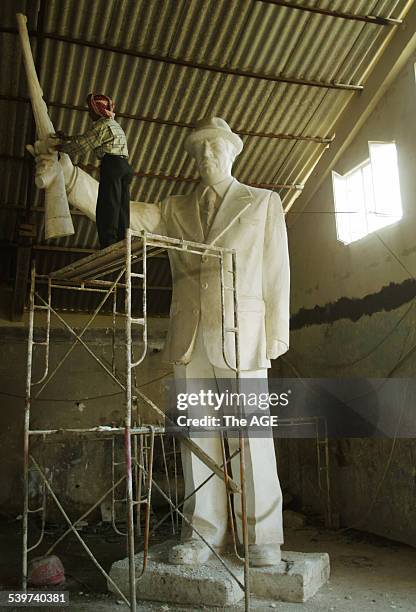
[49,231,227,283]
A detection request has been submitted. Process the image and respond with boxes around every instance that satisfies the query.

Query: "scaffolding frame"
[275,416,332,527]
[23,229,251,611]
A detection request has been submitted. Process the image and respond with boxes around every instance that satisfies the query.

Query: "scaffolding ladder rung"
[131,272,144,278]
[34,304,49,310]
[131,317,145,325]
[133,499,149,506]
[33,341,48,346]
[225,327,238,333]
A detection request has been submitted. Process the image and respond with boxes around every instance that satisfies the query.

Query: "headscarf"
[86,93,115,119]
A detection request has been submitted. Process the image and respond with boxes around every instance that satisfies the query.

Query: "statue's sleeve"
[66,166,98,221]
[67,165,166,234]
[130,200,165,234]
[262,191,290,359]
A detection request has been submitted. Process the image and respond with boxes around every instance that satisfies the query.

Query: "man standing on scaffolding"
[53,93,132,249]
[33,117,290,568]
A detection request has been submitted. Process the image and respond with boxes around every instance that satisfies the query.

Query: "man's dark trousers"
[96,154,133,249]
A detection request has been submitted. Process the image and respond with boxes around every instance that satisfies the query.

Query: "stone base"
[251,551,330,603]
[108,542,330,607]
[109,542,244,607]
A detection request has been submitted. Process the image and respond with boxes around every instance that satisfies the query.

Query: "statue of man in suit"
[34,117,290,567]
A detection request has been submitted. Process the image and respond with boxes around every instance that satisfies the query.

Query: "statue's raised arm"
[32,146,165,236]
[17,13,74,240]
[20,12,163,243]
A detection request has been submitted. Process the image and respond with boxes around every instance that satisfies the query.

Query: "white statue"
[34,117,290,567]
[16,13,74,240]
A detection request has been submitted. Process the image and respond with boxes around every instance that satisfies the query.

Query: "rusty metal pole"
[231,250,250,611]
[22,262,35,590]
[111,286,117,375]
[124,228,137,612]
[136,429,155,580]
[258,0,403,25]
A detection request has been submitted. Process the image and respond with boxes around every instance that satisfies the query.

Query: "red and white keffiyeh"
[86,93,115,119]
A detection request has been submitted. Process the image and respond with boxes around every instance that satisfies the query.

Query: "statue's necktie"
[200,186,218,235]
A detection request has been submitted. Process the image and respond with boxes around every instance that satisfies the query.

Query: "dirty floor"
[0,515,415,611]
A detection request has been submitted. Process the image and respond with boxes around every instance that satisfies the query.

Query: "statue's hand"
[58,152,75,186]
[27,139,75,191]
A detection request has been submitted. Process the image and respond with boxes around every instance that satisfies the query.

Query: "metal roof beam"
[0,94,333,144]
[0,154,304,191]
[259,1,403,25]
[0,27,362,91]
[0,205,85,217]
[80,163,304,191]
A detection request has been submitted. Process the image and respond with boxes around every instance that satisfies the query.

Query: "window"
[332,142,403,244]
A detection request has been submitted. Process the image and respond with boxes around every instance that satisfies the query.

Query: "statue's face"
[192,137,234,185]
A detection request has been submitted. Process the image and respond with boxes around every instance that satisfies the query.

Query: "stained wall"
[274,55,416,546]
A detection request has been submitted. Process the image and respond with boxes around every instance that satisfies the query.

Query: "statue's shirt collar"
[196,176,234,201]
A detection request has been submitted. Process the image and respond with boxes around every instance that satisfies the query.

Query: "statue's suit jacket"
[69,171,290,370]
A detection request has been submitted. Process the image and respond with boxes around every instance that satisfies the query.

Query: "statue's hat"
[184,117,243,157]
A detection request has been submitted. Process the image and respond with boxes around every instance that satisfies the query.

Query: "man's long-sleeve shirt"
[59,117,129,160]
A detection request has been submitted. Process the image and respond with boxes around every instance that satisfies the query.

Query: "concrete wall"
[274,56,416,546]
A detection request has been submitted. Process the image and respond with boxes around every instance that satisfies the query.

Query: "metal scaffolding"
[23,229,251,611]
[276,416,332,528]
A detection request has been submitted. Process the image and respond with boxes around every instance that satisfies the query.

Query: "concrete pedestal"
[109,542,244,607]
[108,542,330,607]
[251,551,330,603]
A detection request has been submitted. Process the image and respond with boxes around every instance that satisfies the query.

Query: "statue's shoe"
[248,544,281,567]
[168,539,214,565]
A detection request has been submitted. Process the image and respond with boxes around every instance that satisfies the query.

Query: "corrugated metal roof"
[0,0,410,312]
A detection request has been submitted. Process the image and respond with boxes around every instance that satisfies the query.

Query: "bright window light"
[332,142,403,244]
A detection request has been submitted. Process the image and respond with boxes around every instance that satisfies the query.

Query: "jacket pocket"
[239,217,260,226]
[238,296,265,313]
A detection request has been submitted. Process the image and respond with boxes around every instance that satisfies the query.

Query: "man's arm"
[57,123,101,157]
[262,191,290,359]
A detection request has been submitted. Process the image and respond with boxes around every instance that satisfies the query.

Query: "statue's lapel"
[206,180,253,245]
